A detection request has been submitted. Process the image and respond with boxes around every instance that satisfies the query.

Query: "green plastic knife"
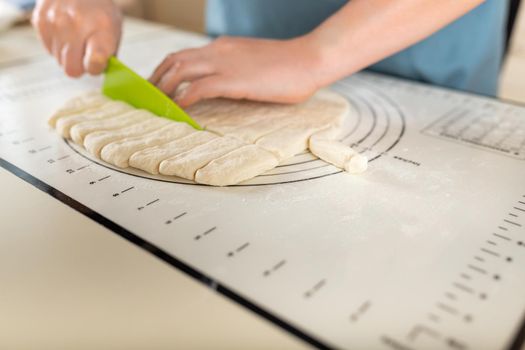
[102,56,202,130]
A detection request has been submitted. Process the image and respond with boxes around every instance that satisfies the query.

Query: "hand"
[149,36,323,107]
[32,0,122,77]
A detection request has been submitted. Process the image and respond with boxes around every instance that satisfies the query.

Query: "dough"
[51,88,367,186]
[190,98,292,129]
[195,145,279,186]
[159,136,245,180]
[254,101,347,161]
[48,91,110,127]
[55,101,132,139]
[194,89,348,135]
[298,89,350,120]
[204,111,275,136]
[226,116,294,144]
[129,131,218,175]
[69,109,154,145]
[309,134,368,174]
[100,122,195,168]
[311,123,346,141]
[345,154,368,174]
[84,114,170,157]
[308,138,356,169]
[257,123,332,161]
[188,98,245,127]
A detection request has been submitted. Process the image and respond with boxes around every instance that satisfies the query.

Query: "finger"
[31,1,53,53]
[61,41,86,77]
[157,61,215,97]
[175,75,238,108]
[49,12,73,67]
[149,57,176,85]
[84,31,117,75]
[149,48,205,85]
[51,38,64,65]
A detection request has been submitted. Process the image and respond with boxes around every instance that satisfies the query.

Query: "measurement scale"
[1,20,525,350]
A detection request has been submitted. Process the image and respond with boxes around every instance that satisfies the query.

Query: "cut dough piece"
[257,124,329,161]
[190,98,291,128]
[187,99,242,127]
[84,115,170,157]
[49,91,110,127]
[254,98,348,161]
[205,113,271,136]
[70,110,151,145]
[100,122,196,168]
[225,117,293,143]
[129,131,218,175]
[55,101,132,139]
[311,124,345,141]
[345,154,368,174]
[309,138,357,169]
[195,145,279,186]
[297,89,350,121]
[205,123,247,136]
[159,136,245,180]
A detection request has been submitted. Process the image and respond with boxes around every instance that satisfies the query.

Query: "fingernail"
[87,57,107,75]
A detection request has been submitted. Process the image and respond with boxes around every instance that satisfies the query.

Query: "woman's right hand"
[32,0,122,77]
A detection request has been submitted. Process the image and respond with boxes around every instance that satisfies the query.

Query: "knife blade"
[102,56,202,130]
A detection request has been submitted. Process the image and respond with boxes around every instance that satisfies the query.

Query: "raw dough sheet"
[49,88,363,186]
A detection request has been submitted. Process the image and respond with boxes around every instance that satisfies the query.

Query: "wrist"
[296,24,367,89]
[291,33,343,90]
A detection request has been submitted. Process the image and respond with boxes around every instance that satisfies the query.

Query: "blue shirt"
[6,0,35,10]
[206,0,508,96]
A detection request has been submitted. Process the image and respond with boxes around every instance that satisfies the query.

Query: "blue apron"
[206,0,508,96]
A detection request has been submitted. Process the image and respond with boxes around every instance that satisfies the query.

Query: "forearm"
[305,0,485,87]
[147,0,486,106]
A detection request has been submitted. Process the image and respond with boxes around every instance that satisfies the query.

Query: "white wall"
[133,0,205,33]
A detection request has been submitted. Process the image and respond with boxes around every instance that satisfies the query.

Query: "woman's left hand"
[149,36,322,108]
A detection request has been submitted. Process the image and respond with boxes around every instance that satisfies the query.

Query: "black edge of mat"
[0,157,333,350]
[509,317,525,350]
